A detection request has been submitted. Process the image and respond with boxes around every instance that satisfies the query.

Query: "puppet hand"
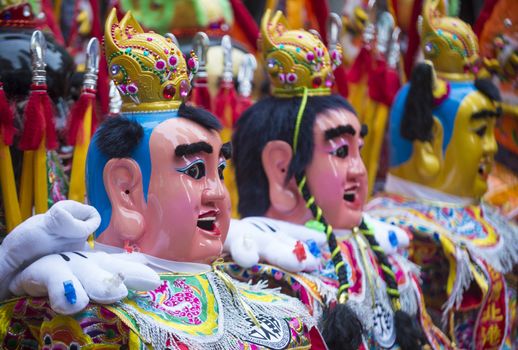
[9,251,160,315]
[225,218,323,273]
[0,201,100,300]
[363,213,410,255]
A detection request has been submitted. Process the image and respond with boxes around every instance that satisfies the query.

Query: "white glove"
[9,251,161,315]
[0,201,101,300]
[363,214,410,255]
[224,218,327,273]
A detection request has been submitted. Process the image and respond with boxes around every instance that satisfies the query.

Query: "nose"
[348,155,367,179]
[201,177,226,204]
[483,132,498,156]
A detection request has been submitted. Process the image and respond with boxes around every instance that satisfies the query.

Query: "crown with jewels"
[260,9,343,97]
[104,9,199,113]
[421,0,480,81]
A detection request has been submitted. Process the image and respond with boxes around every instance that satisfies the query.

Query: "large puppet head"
[234,10,424,350]
[235,9,365,229]
[388,0,502,200]
[86,9,231,264]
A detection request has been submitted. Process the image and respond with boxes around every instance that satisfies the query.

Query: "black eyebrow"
[324,124,356,140]
[175,142,213,157]
[221,142,232,160]
[472,107,502,120]
[360,124,368,138]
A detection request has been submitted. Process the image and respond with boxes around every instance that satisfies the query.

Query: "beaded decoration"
[261,9,343,97]
[421,0,481,80]
[104,9,198,113]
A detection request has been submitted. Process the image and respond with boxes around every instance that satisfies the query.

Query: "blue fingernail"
[306,239,321,258]
[388,230,399,247]
[63,280,77,304]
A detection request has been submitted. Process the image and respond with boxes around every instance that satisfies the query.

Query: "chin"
[335,211,363,230]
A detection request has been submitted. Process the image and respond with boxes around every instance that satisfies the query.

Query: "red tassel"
[39,0,65,45]
[0,83,15,145]
[308,0,330,45]
[473,0,498,37]
[333,65,349,98]
[214,82,238,127]
[383,67,401,106]
[347,46,373,83]
[228,0,259,49]
[19,84,57,151]
[191,77,213,111]
[235,95,253,121]
[403,0,424,79]
[367,58,387,104]
[67,89,97,145]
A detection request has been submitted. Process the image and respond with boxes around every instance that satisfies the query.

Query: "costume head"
[233,9,424,350]
[388,0,502,200]
[86,9,231,264]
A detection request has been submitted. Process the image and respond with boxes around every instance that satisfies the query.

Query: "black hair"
[233,95,353,217]
[401,62,435,142]
[474,78,502,114]
[95,103,222,159]
[178,103,222,131]
[95,117,144,158]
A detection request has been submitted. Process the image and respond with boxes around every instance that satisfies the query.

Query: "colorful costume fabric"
[367,190,518,349]
[0,271,315,349]
[223,217,452,350]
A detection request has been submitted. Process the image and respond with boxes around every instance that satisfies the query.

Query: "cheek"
[307,156,344,189]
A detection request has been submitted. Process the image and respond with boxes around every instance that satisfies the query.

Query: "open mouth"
[478,162,491,178]
[343,185,359,203]
[197,210,220,235]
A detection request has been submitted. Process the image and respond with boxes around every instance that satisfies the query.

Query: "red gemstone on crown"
[163,84,176,99]
[312,77,322,88]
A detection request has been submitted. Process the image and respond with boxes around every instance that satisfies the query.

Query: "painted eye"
[177,160,206,180]
[475,125,487,137]
[331,145,349,158]
[218,161,227,180]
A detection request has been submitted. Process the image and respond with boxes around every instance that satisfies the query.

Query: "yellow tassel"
[34,138,48,214]
[0,138,21,232]
[286,0,303,28]
[349,78,368,119]
[361,99,377,195]
[19,151,34,220]
[87,233,95,250]
[367,103,389,197]
[69,103,92,203]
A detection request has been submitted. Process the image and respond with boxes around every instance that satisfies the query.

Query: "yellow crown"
[104,9,199,113]
[260,9,342,97]
[421,0,480,81]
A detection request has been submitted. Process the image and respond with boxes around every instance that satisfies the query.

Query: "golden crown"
[421,0,480,81]
[104,9,199,113]
[260,9,342,97]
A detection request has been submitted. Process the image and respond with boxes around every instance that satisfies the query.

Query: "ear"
[261,140,300,214]
[413,117,443,180]
[103,158,146,241]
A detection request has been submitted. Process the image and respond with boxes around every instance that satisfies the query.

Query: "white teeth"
[198,216,215,221]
